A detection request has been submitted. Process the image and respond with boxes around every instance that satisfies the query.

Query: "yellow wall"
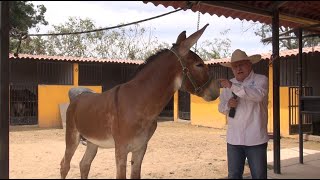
[190,89,226,128]
[38,85,101,128]
[267,65,291,136]
[279,87,290,136]
[73,63,78,86]
[173,91,178,121]
[37,62,102,128]
[268,65,274,133]
[268,87,291,136]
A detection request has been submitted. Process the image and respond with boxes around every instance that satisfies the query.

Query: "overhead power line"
[27,7,189,37]
[13,2,196,57]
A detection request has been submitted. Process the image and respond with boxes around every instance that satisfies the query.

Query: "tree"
[92,22,170,60]
[42,17,170,59]
[195,29,231,60]
[9,1,48,53]
[11,36,48,55]
[9,2,233,60]
[16,17,231,60]
[45,17,101,57]
[252,23,320,50]
[9,1,48,34]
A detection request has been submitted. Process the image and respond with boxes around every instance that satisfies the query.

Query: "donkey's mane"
[129,48,169,80]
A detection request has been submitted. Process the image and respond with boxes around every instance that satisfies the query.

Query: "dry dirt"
[9,120,320,179]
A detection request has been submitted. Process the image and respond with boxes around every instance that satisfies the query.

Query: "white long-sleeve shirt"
[218,71,269,146]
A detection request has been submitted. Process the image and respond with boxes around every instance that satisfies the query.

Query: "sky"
[29,1,272,57]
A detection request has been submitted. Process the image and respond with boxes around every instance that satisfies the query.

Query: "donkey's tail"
[68,87,95,102]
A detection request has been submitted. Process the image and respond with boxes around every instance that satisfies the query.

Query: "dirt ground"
[9,120,320,179]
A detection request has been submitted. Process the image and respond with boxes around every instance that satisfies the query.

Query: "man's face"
[230,60,252,82]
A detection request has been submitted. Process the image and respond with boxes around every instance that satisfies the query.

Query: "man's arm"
[218,89,230,115]
[230,75,268,102]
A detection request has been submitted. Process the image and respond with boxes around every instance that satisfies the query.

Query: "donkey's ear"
[175,31,186,45]
[177,24,209,56]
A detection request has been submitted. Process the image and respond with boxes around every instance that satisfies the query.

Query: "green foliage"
[9,1,233,61]
[42,17,171,59]
[9,1,48,53]
[45,17,100,57]
[195,29,231,60]
[14,16,231,61]
[9,1,48,35]
[11,36,47,55]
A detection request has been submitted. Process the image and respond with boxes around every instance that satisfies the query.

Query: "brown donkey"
[60,24,220,179]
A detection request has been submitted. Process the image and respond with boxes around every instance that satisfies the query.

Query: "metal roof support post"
[0,1,10,179]
[297,28,304,164]
[272,7,281,174]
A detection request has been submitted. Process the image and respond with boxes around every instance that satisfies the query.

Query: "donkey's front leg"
[130,121,157,179]
[115,147,128,179]
[130,144,147,179]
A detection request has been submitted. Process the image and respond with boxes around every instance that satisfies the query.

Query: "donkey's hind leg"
[79,141,98,179]
[60,122,81,178]
[60,130,80,178]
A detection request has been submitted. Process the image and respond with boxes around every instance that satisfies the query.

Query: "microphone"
[228,92,238,118]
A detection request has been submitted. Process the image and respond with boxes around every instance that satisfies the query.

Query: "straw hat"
[220,49,261,68]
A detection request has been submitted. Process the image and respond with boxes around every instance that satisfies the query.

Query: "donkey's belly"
[86,136,115,149]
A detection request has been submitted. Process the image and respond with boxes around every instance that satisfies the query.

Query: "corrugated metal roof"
[143,1,320,29]
[9,53,145,65]
[9,46,320,64]
[9,46,320,66]
[205,46,320,65]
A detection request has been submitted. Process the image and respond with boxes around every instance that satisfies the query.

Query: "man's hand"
[228,97,238,108]
[219,79,232,88]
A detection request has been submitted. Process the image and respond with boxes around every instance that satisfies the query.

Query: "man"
[218,49,269,179]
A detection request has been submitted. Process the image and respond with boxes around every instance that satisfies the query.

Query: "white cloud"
[30,1,272,56]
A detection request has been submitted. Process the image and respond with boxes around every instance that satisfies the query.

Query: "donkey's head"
[170,24,219,101]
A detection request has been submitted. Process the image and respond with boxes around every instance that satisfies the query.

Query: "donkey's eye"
[196,63,204,67]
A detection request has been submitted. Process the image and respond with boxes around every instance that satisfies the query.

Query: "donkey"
[60,24,220,179]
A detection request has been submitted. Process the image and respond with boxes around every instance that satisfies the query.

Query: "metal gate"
[289,87,313,134]
[178,90,190,120]
[10,84,38,125]
[78,63,102,86]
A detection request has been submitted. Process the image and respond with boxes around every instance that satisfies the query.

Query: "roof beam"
[279,14,320,26]
[200,1,272,17]
[272,1,288,9]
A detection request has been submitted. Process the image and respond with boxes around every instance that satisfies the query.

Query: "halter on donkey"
[60,24,220,179]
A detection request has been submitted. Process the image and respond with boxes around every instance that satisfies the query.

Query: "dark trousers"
[227,142,268,179]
